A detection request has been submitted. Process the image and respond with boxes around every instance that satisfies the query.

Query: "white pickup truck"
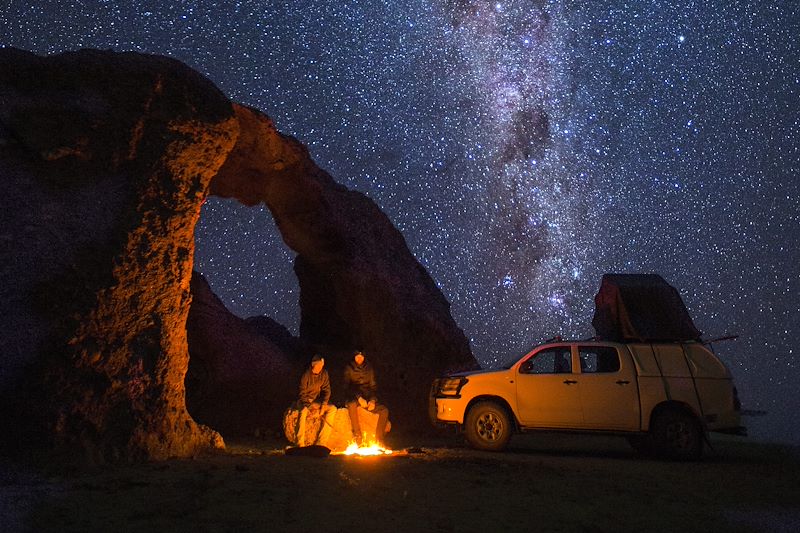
[430,339,745,459]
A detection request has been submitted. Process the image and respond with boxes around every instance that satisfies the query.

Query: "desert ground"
[3,432,799,533]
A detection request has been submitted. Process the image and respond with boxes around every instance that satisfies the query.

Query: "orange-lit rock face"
[0,48,237,462]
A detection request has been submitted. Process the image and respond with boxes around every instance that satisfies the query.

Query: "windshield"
[497,350,528,370]
[491,338,566,369]
[495,342,570,370]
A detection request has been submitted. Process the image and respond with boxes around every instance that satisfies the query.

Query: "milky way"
[3,1,798,443]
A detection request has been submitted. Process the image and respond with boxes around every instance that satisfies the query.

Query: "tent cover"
[591,274,702,343]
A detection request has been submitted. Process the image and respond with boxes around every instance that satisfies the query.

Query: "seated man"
[343,350,389,446]
[296,354,336,447]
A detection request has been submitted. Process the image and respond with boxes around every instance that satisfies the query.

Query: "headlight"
[435,376,468,397]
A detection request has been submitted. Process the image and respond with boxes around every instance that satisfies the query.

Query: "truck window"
[519,348,572,374]
[579,346,620,373]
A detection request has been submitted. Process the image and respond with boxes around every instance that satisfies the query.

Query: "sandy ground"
[2,433,799,533]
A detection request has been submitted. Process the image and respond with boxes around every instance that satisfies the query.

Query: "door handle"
[563,379,578,385]
[616,380,630,385]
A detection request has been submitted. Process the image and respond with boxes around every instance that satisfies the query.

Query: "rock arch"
[198,104,476,434]
[0,48,475,463]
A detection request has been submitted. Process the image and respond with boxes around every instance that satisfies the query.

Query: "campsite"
[2,38,799,532]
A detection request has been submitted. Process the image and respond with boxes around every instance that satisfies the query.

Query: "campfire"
[337,441,393,456]
[284,403,395,455]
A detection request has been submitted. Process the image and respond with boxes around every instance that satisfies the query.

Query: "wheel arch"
[647,400,705,432]
[465,395,519,432]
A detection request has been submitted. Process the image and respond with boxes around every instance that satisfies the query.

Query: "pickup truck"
[430,340,745,459]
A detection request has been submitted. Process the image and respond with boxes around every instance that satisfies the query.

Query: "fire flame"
[339,441,393,456]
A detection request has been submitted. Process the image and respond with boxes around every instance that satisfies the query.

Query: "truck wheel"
[651,408,703,460]
[465,401,512,451]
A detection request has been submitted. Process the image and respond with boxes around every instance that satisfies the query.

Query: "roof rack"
[702,335,739,345]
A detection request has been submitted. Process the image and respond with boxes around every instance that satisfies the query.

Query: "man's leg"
[317,405,337,447]
[347,400,363,445]
[297,406,309,447]
[374,405,389,446]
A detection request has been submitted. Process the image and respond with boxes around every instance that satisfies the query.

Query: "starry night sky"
[3,1,798,443]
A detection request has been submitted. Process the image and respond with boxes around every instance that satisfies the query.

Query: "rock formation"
[210,104,477,429]
[186,271,300,436]
[282,404,390,452]
[0,48,476,463]
[0,48,236,462]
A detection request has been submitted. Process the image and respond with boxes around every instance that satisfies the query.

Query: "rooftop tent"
[591,274,702,343]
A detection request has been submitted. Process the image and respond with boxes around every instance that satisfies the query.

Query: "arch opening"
[184,102,477,440]
[193,196,299,332]
[185,197,305,439]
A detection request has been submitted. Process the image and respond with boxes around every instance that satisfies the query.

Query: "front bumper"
[431,397,465,424]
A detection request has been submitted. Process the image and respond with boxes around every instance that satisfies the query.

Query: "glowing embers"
[337,441,393,456]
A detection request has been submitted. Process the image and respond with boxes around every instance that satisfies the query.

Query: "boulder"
[282,403,391,452]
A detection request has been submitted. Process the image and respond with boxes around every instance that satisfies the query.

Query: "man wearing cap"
[296,354,336,447]
[344,350,389,447]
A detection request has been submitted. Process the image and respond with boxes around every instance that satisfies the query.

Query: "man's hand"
[367,399,376,412]
[358,396,368,408]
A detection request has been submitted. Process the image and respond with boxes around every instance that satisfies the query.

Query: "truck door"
[576,345,640,430]
[515,345,583,428]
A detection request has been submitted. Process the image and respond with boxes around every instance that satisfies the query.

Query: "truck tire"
[651,408,703,460]
[464,401,512,451]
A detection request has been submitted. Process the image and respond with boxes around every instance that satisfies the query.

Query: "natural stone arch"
[0,48,475,463]
[206,104,476,430]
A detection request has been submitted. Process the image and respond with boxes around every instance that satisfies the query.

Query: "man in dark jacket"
[344,351,389,446]
[297,354,336,447]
